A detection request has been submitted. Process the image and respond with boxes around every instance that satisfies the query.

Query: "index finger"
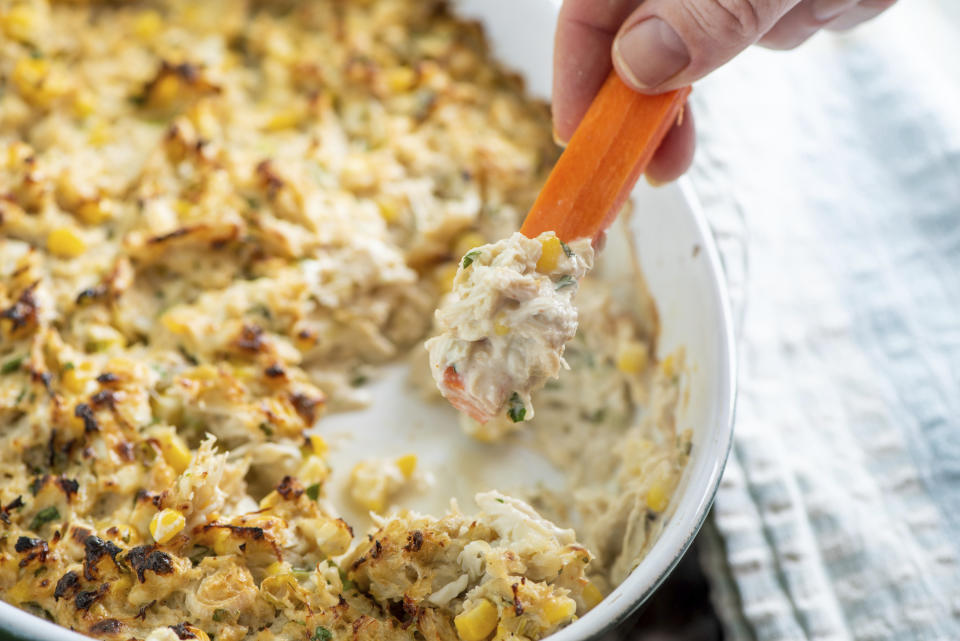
[553,0,641,142]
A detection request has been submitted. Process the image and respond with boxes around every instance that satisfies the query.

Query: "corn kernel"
[12,57,49,95]
[77,200,113,225]
[259,490,280,510]
[616,341,648,375]
[536,236,562,273]
[493,314,510,336]
[47,227,87,258]
[542,596,576,625]
[158,431,192,474]
[309,434,328,458]
[377,198,400,223]
[395,454,417,479]
[150,508,185,544]
[453,231,486,260]
[646,478,670,513]
[63,361,94,394]
[455,600,498,641]
[72,90,97,119]
[133,10,163,39]
[582,582,603,609]
[150,74,181,108]
[2,5,39,42]
[265,109,303,132]
[660,354,676,378]
[265,561,289,577]
[161,310,190,335]
[385,66,417,92]
[88,120,111,147]
[435,262,459,293]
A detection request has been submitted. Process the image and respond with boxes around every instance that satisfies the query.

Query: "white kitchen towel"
[687,1,960,639]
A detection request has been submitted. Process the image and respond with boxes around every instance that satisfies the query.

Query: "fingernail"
[552,128,568,147]
[614,18,690,90]
[811,0,853,22]
[645,174,667,188]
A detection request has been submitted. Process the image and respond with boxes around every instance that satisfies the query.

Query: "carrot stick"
[520,72,691,243]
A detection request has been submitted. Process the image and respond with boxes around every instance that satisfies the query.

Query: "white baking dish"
[0,1,734,639]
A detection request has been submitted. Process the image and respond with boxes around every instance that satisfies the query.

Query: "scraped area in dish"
[425,232,593,426]
[0,0,688,639]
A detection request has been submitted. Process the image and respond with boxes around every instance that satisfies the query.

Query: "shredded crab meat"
[426,232,593,424]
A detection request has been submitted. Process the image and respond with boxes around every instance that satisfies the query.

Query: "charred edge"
[74,403,99,433]
[147,227,192,245]
[264,363,285,378]
[90,389,117,409]
[234,324,264,352]
[170,623,197,640]
[15,536,49,567]
[276,476,303,501]
[404,530,423,553]
[290,392,321,424]
[0,284,39,331]
[1,495,24,523]
[75,583,108,611]
[126,546,174,583]
[54,570,80,601]
[83,535,123,581]
[371,540,382,559]
[75,285,107,305]
[511,583,524,616]
[56,477,79,501]
[89,619,124,635]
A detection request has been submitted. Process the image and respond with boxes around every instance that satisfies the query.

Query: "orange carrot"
[520,72,690,243]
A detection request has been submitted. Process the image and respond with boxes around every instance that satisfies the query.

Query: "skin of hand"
[553,0,897,183]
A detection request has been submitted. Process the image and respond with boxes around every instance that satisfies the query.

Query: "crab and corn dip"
[0,0,690,639]
[425,232,592,424]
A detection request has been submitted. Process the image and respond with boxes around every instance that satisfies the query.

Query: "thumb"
[612,0,800,92]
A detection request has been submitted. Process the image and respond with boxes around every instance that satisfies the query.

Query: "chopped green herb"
[586,408,606,423]
[258,422,274,437]
[495,498,505,504]
[177,345,199,366]
[248,303,272,320]
[15,388,27,404]
[313,626,333,641]
[506,393,526,423]
[555,275,575,290]
[244,196,260,210]
[1,356,24,375]
[212,609,229,622]
[305,483,321,501]
[560,240,574,257]
[63,362,75,371]
[29,506,60,530]
[350,374,368,387]
[461,250,481,268]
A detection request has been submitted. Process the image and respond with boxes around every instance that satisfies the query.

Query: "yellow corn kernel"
[646,478,670,513]
[616,341,648,375]
[208,528,232,555]
[265,561,289,577]
[582,582,604,609]
[150,74,181,108]
[2,5,39,42]
[660,353,676,378]
[259,490,281,510]
[491,624,510,641]
[133,10,163,39]
[77,200,112,225]
[395,454,417,479]
[536,236,563,273]
[265,109,303,132]
[455,600,498,641]
[150,508,185,544]
[542,596,577,625]
[88,119,111,147]
[62,361,94,394]
[377,198,400,223]
[298,455,329,486]
[47,227,86,258]
[309,434,328,458]
[435,262,459,293]
[493,314,510,336]
[5,578,33,604]
[158,432,192,474]
[72,90,96,119]
[453,231,486,260]
[161,309,190,335]
[12,56,48,95]
[385,66,417,92]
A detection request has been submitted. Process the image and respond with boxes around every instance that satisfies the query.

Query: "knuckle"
[860,0,896,9]
[683,0,767,41]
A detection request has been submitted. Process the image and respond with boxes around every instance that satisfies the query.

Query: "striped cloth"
[688,1,960,639]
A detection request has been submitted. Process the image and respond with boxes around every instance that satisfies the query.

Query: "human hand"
[553,0,897,183]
